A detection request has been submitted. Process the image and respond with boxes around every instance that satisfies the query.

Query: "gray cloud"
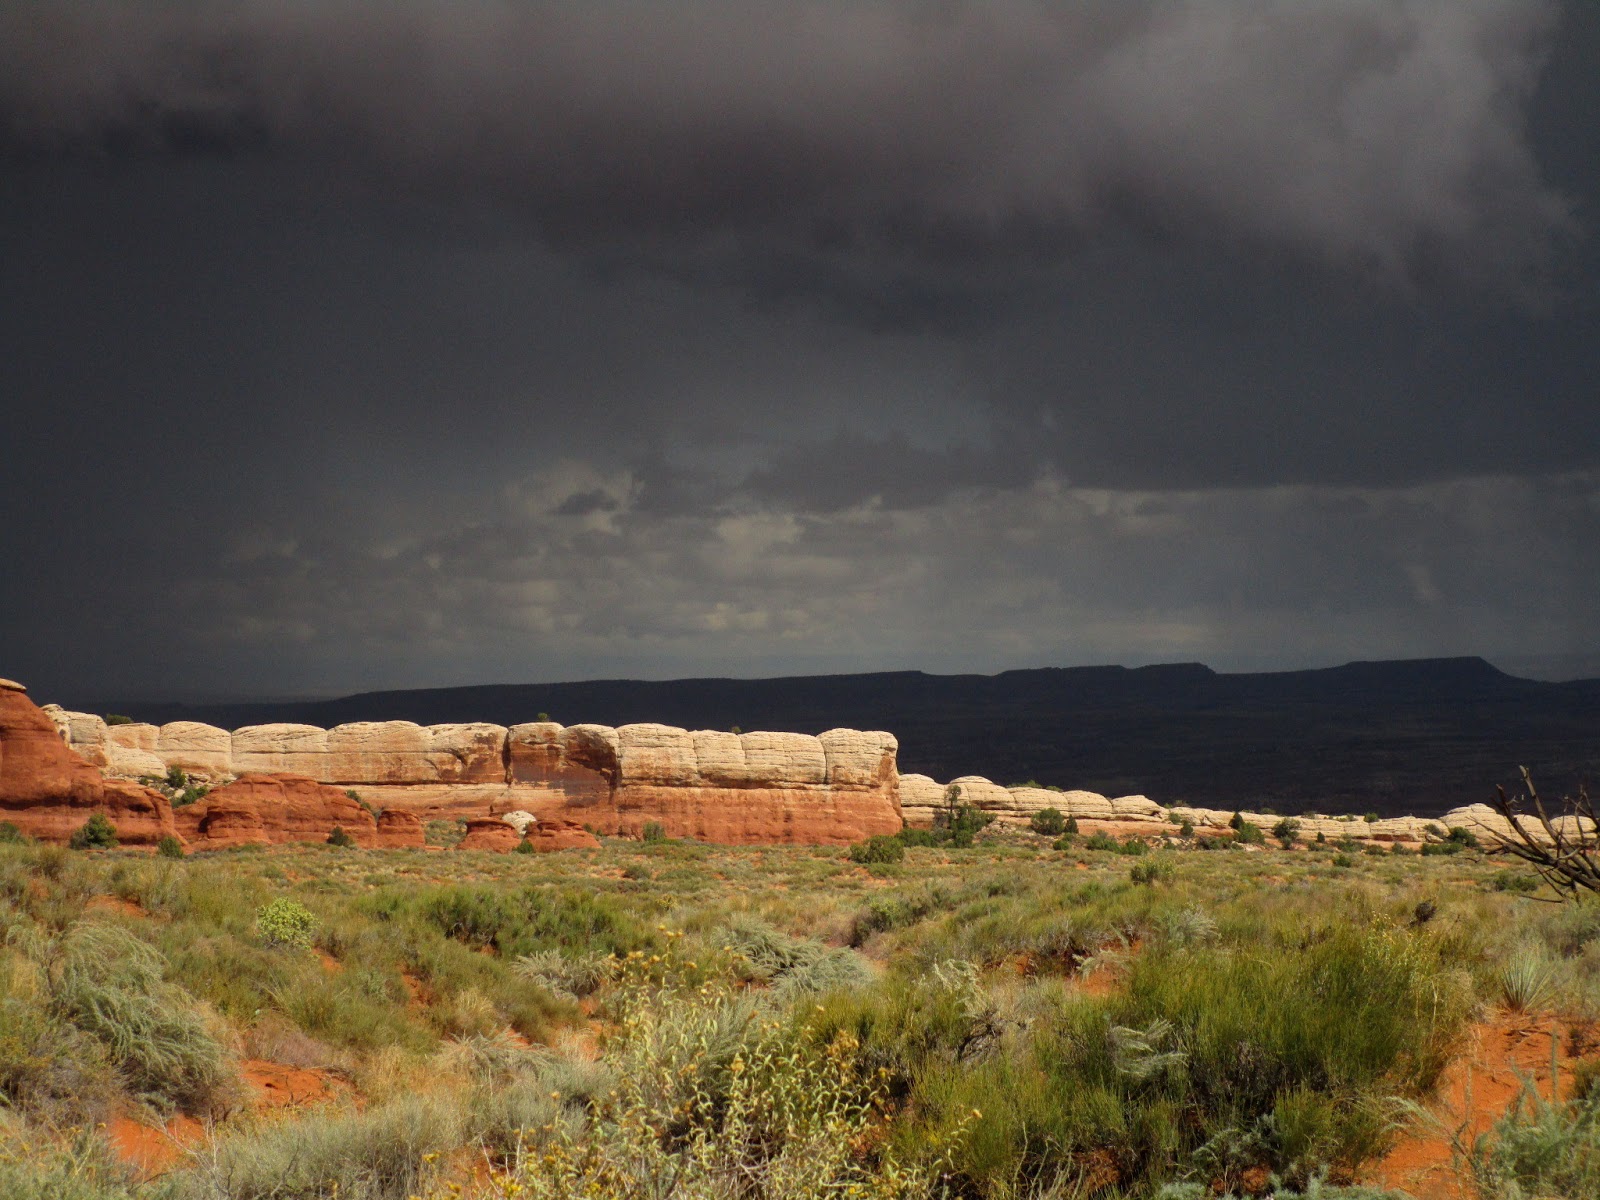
[22,466,1597,699]
[2,2,1597,701]
[0,1,1572,286]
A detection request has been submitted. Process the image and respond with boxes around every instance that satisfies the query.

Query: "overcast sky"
[3,0,1598,702]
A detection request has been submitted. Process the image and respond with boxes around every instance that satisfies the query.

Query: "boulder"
[177,773,378,848]
[499,809,538,834]
[458,816,522,852]
[373,807,426,849]
[0,682,176,846]
[521,819,601,852]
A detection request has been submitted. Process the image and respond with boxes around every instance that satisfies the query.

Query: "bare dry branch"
[1488,769,1599,899]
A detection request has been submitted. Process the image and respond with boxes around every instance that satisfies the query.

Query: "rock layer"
[42,706,902,846]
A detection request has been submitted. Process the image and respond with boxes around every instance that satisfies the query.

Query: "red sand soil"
[86,894,147,918]
[105,1113,204,1179]
[1366,1010,1585,1200]
[242,1059,346,1109]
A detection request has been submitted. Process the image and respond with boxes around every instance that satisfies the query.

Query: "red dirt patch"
[1367,1011,1581,1200]
[87,894,147,918]
[400,970,430,1009]
[106,1112,204,1179]
[316,950,342,973]
[242,1059,346,1109]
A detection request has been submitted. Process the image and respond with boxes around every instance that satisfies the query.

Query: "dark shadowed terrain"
[89,657,1600,816]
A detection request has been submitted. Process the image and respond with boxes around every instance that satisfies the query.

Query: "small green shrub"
[1235,821,1266,846]
[48,923,232,1116]
[104,714,135,726]
[1130,858,1171,885]
[1333,853,1357,868]
[1230,812,1246,830]
[1085,832,1120,852]
[1472,1084,1600,1200]
[1489,869,1539,894]
[513,949,615,1001]
[513,837,536,855]
[1364,812,1380,823]
[156,835,185,859]
[424,819,465,848]
[1179,819,1195,838]
[165,765,188,790]
[1029,808,1066,837]
[0,821,24,844]
[68,813,118,850]
[1052,833,1077,851]
[641,821,668,844]
[257,898,317,949]
[1497,947,1557,1012]
[1065,815,1080,835]
[722,916,870,996]
[326,826,355,848]
[1274,817,1302,848]
[173,784,209,807]
[1119,835,1149,856]
[190,1092,465,1200]
[848,834,905,865]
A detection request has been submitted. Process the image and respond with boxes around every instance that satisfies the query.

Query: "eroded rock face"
[522,819,601,852]
[373,807,427,849]
[459,816,522,852]
[175,774,379,849]
[1,683,176,846]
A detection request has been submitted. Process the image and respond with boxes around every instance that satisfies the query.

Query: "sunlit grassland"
[2,828,1598,1199]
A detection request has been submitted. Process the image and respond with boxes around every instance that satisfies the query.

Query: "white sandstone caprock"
[232,724,330,776]
[819,729,898,788]
[158,721,233,775]
[738,731,827,787]
[617,724,699,786]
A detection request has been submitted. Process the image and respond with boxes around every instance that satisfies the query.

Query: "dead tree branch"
[1489,767,1599,900]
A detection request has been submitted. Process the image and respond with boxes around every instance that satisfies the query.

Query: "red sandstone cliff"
[0,680,176,846]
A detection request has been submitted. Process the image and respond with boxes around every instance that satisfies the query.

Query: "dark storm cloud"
[0,1,1573,284]
[3,2,1598,701]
